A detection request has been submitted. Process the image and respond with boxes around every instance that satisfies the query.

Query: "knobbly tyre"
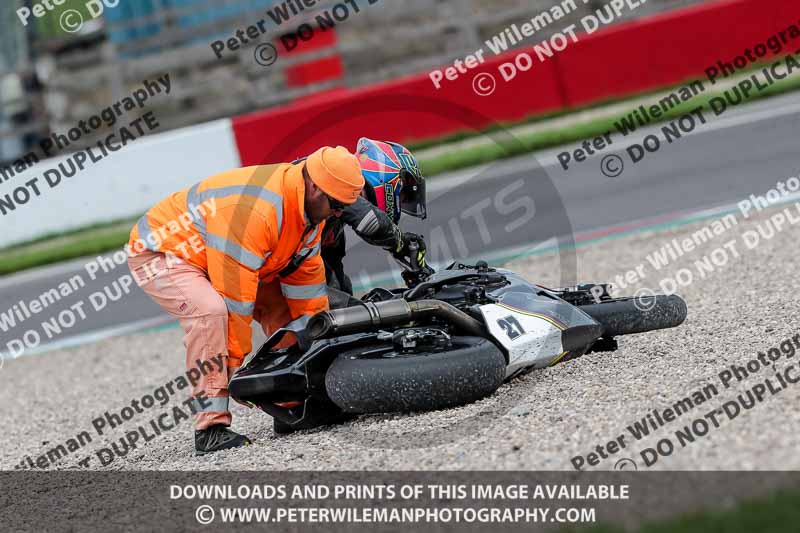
[229,248,687,433]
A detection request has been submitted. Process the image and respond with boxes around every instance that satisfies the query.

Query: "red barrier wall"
[557,0,800,106]
[233,48,564,164]
[233,0,800,165]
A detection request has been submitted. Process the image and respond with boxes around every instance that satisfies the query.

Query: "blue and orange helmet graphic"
[356,137,427,223]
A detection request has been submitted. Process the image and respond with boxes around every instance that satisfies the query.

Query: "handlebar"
[391,238,436,288]
[406,242,421,272]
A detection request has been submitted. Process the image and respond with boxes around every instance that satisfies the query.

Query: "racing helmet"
[355,137,427,223]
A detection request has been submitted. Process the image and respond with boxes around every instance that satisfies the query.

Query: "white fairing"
[480,304,564,378]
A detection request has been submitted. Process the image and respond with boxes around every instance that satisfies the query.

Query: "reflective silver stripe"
[302,241,321,259]
[356,209,379,235]
[305,225,319,244]
[196,185,284,234]
[186,183,206,237]
[205,233,265,270]
[285,314,311,330]
[224,296,255,316]
[281,282,327,300]
[137,215,159,251]
[194,396,229,413]
[293,225,321,259]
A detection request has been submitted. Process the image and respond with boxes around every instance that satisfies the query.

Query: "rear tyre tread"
[325,336,505,414]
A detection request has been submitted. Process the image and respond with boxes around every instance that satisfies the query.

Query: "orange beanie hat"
[306,146,364,204]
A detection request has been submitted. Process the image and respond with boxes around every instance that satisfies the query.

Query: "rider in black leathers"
[321,138,431,306]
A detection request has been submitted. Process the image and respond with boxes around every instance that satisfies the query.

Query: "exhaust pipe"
[307,299,486,339]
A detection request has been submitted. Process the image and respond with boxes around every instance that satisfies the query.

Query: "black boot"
[195,425,252,455]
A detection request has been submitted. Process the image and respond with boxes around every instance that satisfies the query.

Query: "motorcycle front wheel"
[579,294,687,337]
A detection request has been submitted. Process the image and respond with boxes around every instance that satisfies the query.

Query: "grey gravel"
[1,205,798,472]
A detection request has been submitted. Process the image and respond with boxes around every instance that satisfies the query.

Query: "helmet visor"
[399,169,427,219]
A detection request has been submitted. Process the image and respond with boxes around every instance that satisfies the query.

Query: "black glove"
[394,232,429,271]
[393,232,434,287]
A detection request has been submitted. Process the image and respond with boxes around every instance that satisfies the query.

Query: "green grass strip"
[0,219,137,276]
[573,485,800,533]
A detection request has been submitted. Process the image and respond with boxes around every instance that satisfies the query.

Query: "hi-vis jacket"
[128,163,328,365]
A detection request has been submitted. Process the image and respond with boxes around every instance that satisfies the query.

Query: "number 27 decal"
[497,315,525,339]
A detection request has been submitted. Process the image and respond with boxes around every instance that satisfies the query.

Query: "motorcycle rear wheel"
[325,336,505,414]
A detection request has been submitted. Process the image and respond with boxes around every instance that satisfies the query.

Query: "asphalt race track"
[1,93,799,471]
[2,92,799,351]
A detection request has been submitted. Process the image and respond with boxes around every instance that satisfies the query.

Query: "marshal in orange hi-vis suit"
[127,147,364,438]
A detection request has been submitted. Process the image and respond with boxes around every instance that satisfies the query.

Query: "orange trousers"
[128,250,290,430]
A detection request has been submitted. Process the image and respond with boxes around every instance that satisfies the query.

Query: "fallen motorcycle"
[230,259,687,432]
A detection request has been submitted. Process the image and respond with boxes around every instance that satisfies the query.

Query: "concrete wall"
[1,119,241,246]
